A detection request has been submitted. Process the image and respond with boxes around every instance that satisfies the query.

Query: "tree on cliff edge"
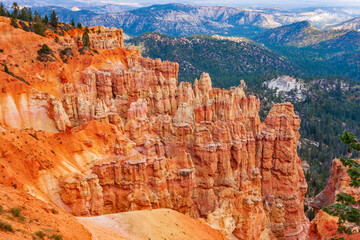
[82,31,90,48]
[50,10,58,28]
[323,131,360,239]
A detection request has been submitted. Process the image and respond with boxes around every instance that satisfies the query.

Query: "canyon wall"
[0,19,309,239]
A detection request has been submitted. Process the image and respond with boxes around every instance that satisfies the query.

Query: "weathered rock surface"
[311,158,360,211]
[308,158,360,240]
[0,18,309,239]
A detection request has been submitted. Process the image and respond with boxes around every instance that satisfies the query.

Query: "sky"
[81,0,360,8]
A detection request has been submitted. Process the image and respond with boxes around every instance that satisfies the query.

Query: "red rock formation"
[0,18,309,239]
[311,158,360,210]
[308,158,360,240]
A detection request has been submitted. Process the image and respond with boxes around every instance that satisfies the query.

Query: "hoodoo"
[0,17,310,239]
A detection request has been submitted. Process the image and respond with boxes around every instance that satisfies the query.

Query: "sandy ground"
[78,208,228,240]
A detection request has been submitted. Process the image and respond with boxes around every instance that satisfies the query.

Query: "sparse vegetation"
[10,16,19,28]
[51,235,63,240]
[35,230,45,238]
[307,208,316,221]
[39,44,51,54]
[19,215,25,223]
[0,221,13,232]
[10,207,21,218]
[37,44,56,62]
[59,48,72,63]
[50,10,58,28]
[82,31,90,48]
[3,64,9,73]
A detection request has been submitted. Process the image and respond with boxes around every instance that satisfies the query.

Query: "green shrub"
[10,208,21,218]
[35,231,45,239]
[51,234,63,240]
[0,221,13,232]
[4,64,9,73]
[0,205,3,212]
[304,204,309,212]
[19,215,25,223]
[40,44,51,54]
[307,208,316,221]
[10,17,19,28]
[0,49,3,53]
[82,32,90,48]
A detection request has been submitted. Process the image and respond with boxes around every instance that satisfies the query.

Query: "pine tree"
[50,10,58,28]
[20,7,29,21]
[11,2,19,18]
[3,64,9,73]
[71,19,75,27]
[33,12,46,37]
[77,22,82,29]
[82,31,90,48]
[28,8,33,21]
[10,16,19,28]
[43,15,49,24]
[0,3,6,16]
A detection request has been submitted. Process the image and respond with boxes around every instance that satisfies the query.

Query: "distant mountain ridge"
[30,3,360,37]
[254,20,360,49]
[330,17,360,31]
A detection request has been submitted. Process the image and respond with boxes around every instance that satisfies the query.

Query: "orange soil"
[78,208,228,240]
[0,120,124,201]
[0,184,92,240]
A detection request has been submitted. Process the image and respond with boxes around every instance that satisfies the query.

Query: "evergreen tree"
[19,7,29,21]
[10,16,19,28]
[33,12,46,37]
[77,22,82,29]
[43,15,48,24]
[28,8,33,21]
[323,131,360,238]
[50,10,58,28]
[11,2,19,18]
[71,19,75,27]
[0,3,6,16]
[82,31,90,48]
[85,26,89,33]
[3,64,9,73]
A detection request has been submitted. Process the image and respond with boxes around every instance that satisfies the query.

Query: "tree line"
[0,2,83,36]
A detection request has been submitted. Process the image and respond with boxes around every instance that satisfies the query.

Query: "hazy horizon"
[75,0,360,8]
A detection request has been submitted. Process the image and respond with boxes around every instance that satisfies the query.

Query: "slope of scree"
[0,17,309,239]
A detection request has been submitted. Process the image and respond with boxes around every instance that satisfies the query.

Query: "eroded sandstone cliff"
[0,18,309,239]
